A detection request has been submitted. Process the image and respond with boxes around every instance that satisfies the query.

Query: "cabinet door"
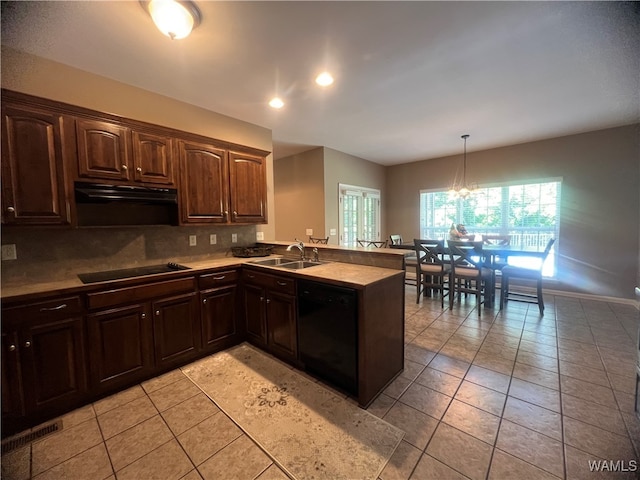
[76,118,131,181]
[1,103,72,225]
[20,317,87,413]
[178,140,229,224]
[266,290,298,361]
[201,285,238,352]
[152,292,200,369]
[132,130,175,185]
[228,151,267,224]
[243,283,267,345]
[87,304,153,393]
[1,330,24,419]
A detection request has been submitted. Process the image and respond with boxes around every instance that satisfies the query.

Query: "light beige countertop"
[1,254,403,302]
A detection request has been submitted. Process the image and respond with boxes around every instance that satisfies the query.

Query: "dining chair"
[389,234,403,246]
[482,234,511,271]
[500,238,555,316]
[308,236,329,244]
[357,239,387,248]
[448,240,493,316]
[414,239,450,307]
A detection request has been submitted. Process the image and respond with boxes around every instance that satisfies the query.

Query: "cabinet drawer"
[198,270,238,289]
[242,270,295,295]
[3,296,83,323]
[87,277,196,310]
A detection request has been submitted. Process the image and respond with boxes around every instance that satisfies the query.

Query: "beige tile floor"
[2,286,640,480]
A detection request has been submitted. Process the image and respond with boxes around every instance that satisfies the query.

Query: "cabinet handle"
[155,310,160,316]
[213,275,226,280]
[224,210,229,218]
[121,164,128,171]
[136,167,142,173]
[39,303,67,312]
[8,344,16,352]
[233,211,237,217]
[266,299,271,304]
[247,274,255,279]
[141,313,146,319]
[259,296,264,302]
[24,341,31,348]
[6,206,15,213]
[203,298,207,304]
[276,281,288,286]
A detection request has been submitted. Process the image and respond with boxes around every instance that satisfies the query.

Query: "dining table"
[391,240,549,308]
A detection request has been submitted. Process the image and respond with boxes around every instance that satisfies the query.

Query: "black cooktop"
[77,262,190,284]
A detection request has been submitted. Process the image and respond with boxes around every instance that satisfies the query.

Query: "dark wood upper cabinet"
[178,142,267,225]
[228,151,267,224]
[1,89,269,226]
[132,130,175,185]
[1,102,73,225]
[178,140,229,224]
[76,118,131,181]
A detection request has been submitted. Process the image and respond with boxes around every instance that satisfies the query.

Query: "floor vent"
[1,420,62,454]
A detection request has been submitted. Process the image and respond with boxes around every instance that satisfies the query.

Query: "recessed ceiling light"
[269,97,284,109]
[315,72,334,87]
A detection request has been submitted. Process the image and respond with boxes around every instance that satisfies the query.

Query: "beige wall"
[273,147,387,246]
[387,124,640,299]
[1,46,276,240]
[323,147,387,245]
[273,148,325,242]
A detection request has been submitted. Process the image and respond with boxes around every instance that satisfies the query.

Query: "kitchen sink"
[249,258,326,269]
[250,258,296,266]
[278,260,324,270]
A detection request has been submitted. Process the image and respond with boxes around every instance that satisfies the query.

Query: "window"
[420,179,561,276]
[339,184,381,247]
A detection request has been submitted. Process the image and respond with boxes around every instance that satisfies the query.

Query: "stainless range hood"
[74,182,179,226]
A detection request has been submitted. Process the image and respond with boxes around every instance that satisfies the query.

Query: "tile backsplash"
[1,225,257,285]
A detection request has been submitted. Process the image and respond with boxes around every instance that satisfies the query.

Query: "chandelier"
[448,134,477,199]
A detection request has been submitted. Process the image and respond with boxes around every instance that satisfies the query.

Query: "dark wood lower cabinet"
[266,290,297,360]
[2,296,88,434]
[87,303,154,393]
[201,284,239,352]
[242,269,297,363]
[152,292,200,369]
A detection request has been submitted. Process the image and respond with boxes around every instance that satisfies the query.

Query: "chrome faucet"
[286,239,306,260]
[312,247,319,262]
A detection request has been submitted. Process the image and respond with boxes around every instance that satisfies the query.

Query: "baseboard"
[504,283,639,308]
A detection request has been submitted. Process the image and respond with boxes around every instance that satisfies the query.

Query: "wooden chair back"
[308,236,329,244]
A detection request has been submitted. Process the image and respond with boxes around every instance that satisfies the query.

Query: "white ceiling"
[2,1,639,165]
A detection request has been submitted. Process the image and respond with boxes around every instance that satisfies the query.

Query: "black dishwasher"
[298,280,358,395]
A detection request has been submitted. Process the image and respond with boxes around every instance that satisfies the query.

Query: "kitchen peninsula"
[1,253,404,436]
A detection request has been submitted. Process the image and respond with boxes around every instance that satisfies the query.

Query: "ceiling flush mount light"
[141,0,201,40]
[448,134,477,199]
[269,97,284,109]
[315,72,334,87]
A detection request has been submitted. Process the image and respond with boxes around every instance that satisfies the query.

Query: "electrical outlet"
[189,235,197,246]
[1,244,17,261]
[330,228,337,236]
[306,228,313,236]
[256,231,264,241]
[209,234,217,245]
[231,233,238,243]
